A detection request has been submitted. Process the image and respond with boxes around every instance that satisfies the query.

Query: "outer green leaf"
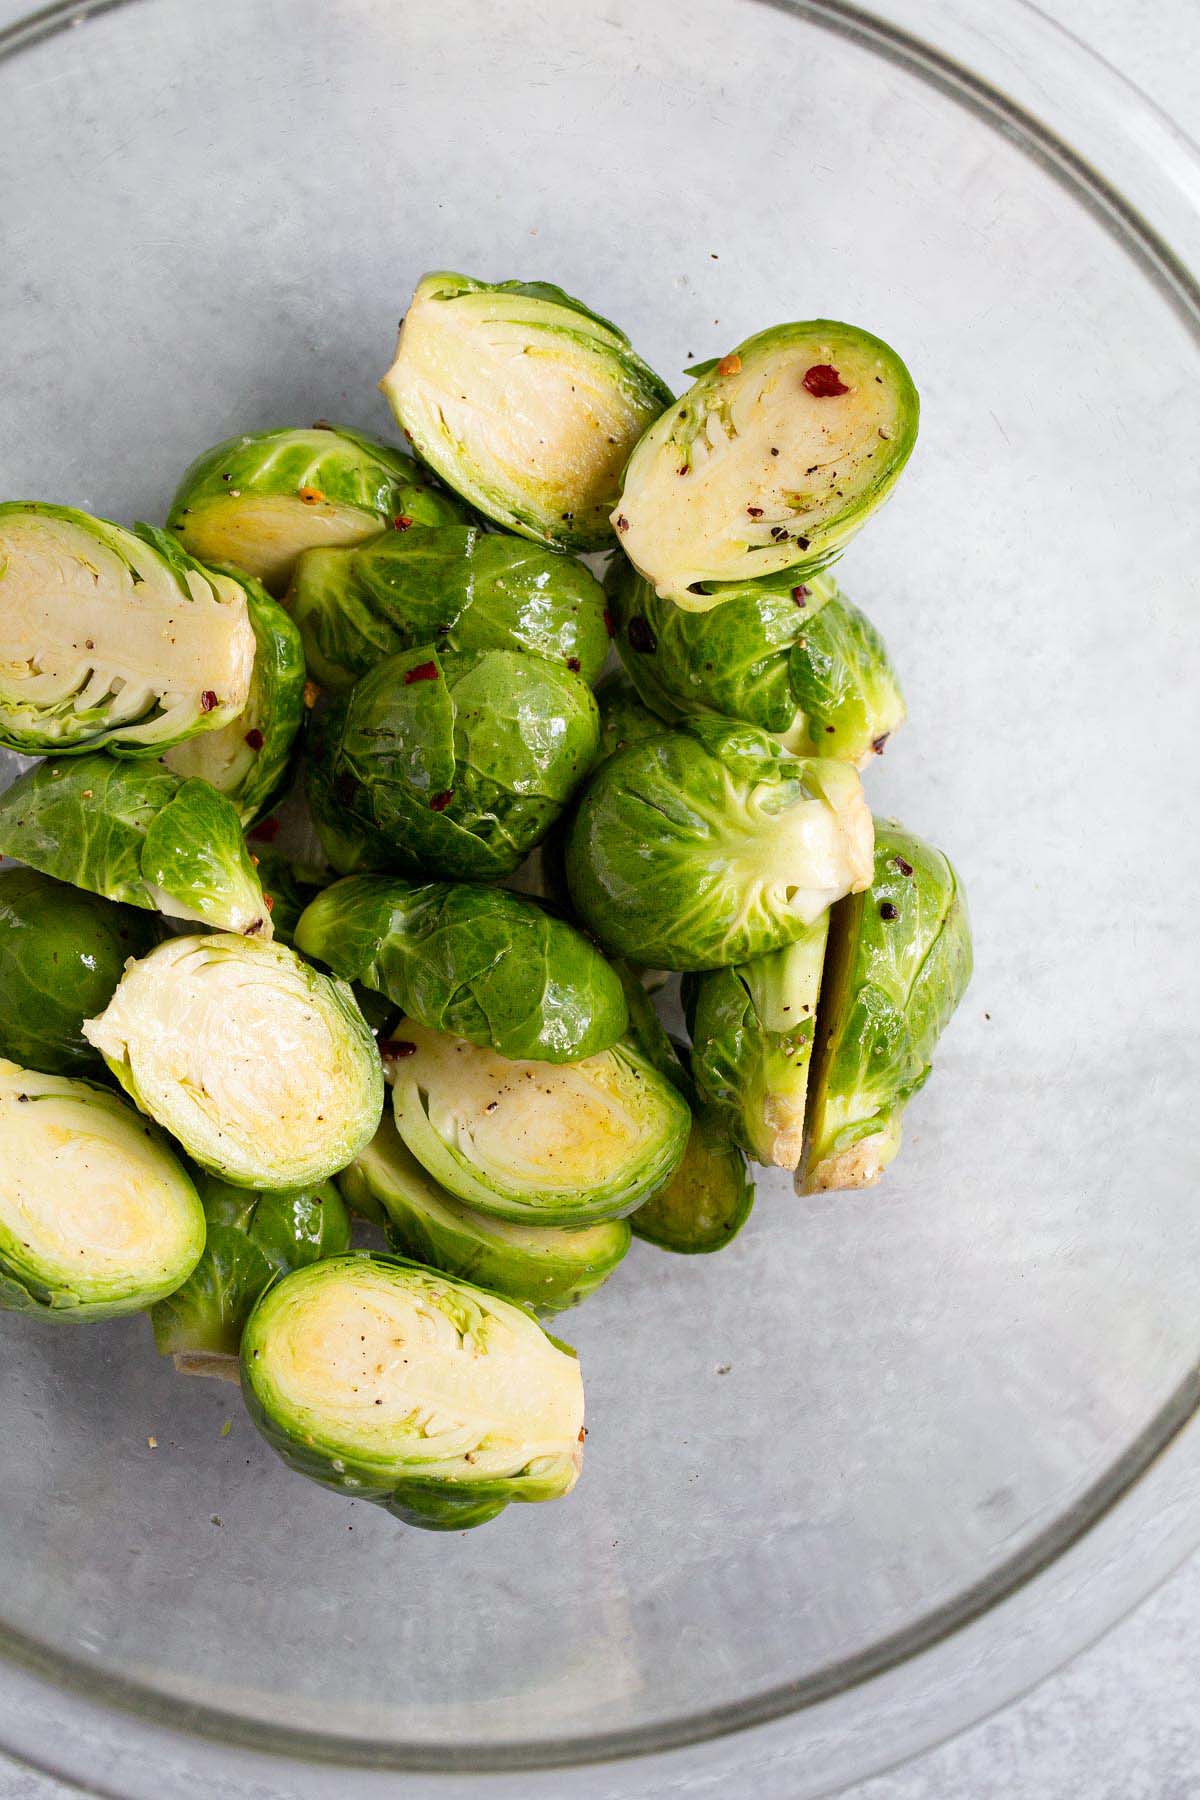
[594,670,672,765]
[630,1104,754,1255]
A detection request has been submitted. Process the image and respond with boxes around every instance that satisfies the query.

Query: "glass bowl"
[0,0,1198,1795]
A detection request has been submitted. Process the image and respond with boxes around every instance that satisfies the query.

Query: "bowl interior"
[0,0,1198,1777]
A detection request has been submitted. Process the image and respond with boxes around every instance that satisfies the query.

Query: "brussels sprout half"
[0,755,272,937]
[0,1061,204,1321]
[164,576,305,824]
[800,823,972,1193]
[381,271,673,551]
[565,718,873,970]
[684,917,828,1169]
[608,560,905,765]
[241,1253,584,1529]
[286,525,609,694]
[388,1021,690,1226]
[0,869,159,1076]
[340,1113,629,1313]
[0,505,255,755]
[307,643,600,881]
[168,426,465,593]
[613,321,918,605]
[151,1171,351,1378]
[295,875,627,1063]
[82,934,383,1190]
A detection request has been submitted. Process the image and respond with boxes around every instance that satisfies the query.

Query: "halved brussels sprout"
[684,918,828,1168]
[613,321,919,604]
[0,755,272,937]
[388,1021,690,1225]
[82,934,383,1189]
[164,576,305,823]
[286,525,609,693]
[565,718,873,970]
[295,875,627,1063]
[0,869,159,1075]
[340,1113,629,1313]
[307,643,600,880]
[0,505,254,755]
[800,823,972,1193]
[241,1252,585,1529]
[594,670,671,765]
[381,272,673,551]
[167,425,465,593]
[0,1061,204,1320]
[631,1104,754,1255]
[608,560,905,764]
[151,1171,351,1378]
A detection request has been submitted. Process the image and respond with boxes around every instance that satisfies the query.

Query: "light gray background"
[0,0,1196,1795]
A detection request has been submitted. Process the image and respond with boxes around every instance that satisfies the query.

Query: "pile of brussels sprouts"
[0,271,970,1531]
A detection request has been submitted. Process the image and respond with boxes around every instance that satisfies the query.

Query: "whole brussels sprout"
[608,561,905,764]
[0,505,254,755]
[613,320,918,605]
[594,670,671,765]
[286,525,609,693]
[801,823,972,1193]
[0,869,159,1075]
[0,1061,204,1321]
[340,1114,629,1313]
[684,918,828,1169]
[82,934,383,1190]
[164,576,305,824]
[241,1252,585,1529]
[0,754,272,937]
[151,1171,351,1377]
[295,875,627,1063]
[307,643,600,880]
[167,425,465,593]
[565,718,873,970]
[381,271,673,551]
[630,1104,754,1255]
[388,1021,690,1226]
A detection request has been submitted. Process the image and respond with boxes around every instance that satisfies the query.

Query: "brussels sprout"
[286,525,609,694]
[82,934,383,1189]
[164,577,305,823]
[800,823,972,1193]
[151,1171,351,1377]
[167,426,465,593]
[0,869,159,1075]
[631,1104,754,1255]
[0,1061,204,1320]
[684,918,828,1168]
[241,1252,584,1529]
[307,643,600,880]
[613,321,919,604]
[0,505,255,755]
[246,845,325,945]
[381,271,673,551]
[0,755,272,937]
[340,1113,629,1312]
[388,1021,690,1226]
[594,670,671,765]
[295,875,627,1063]
[608,560,905,764]
[565,718,873,970]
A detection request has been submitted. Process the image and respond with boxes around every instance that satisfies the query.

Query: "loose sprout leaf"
[240,1253,585,1529]
[0,503,254,755]
[381,270,673,550]
[0,1061,204,1321]
[295,874,628,1063]
[142,779,273,936]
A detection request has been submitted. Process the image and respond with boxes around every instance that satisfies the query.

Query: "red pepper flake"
[200,690,218,713]
[893,854,914,876]
[794,534,811,550]
[802,364,849,398]
[677,464,689,477]
[248,816,281,843]
[404,661,439,685]
[792,585,810,606]
[770,526,789,541]
[378,1039,418,1060]
[746,505,764,518]
[879,901,899,922]
[614,514,630,533]
[626,615,657,655]
[872,733,891,756]
[770,446,780,457]
[566,656,582,673]
[303,679,321,709]
[263,893,275,912]
[244,727,265,751]
[717,352,742,377]
[298,486,325,505]
[392,514,414,531]
[603,607,615,638]
[429,790,454,812]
